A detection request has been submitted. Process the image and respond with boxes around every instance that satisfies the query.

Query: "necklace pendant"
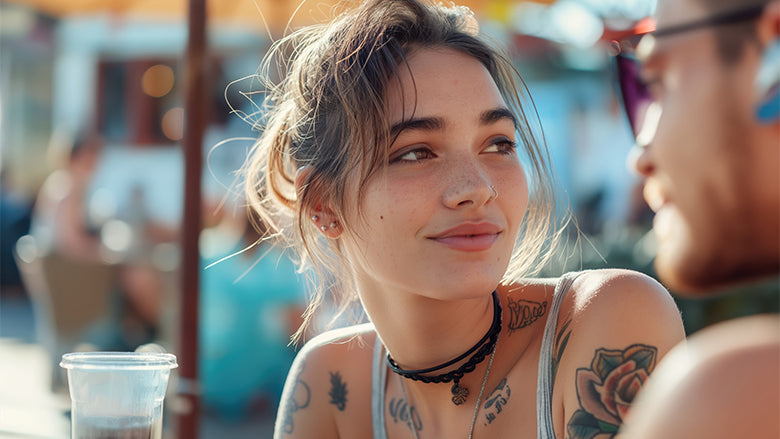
[451,381,469,405]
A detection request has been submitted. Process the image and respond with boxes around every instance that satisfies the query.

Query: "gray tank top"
[371,272,583,439]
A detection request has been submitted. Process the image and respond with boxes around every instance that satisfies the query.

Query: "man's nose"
[627,101,662,177]
[627,143,654,177]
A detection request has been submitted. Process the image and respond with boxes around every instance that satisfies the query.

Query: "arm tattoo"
[483,378,512,426]
[388,397,423,433]
[566,344,658,439]
[281,377,311,435]
[328,371,348,411]
[507,297,548,334]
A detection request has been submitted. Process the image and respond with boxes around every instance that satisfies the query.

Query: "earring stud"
[312,215,319,222]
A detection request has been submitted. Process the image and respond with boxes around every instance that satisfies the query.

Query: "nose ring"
[489,185,498,200]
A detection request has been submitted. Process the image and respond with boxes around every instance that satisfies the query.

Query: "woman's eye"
[484,138,517,154]
[391,148,434,163]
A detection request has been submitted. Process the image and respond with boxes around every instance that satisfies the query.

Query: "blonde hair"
[243,0,563,343]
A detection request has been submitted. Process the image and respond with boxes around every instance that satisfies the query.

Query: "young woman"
[242,1,685,437]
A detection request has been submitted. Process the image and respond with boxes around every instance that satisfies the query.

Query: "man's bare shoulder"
[622,315,780,439]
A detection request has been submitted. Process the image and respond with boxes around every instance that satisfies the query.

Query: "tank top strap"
[537,271,587,439]
[372,335,389,439]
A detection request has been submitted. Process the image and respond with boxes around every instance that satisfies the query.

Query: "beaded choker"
[386,291,502,406]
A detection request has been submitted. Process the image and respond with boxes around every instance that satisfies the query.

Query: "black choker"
[386,291,502,406]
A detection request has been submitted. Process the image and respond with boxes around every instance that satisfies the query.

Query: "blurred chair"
[13,234,118,388]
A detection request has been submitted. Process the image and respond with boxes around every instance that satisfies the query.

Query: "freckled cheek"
[501,169,530,228]
[364,188,429,232]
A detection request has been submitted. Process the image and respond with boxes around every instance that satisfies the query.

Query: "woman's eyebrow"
[481,107,517,129]
[390,107,516,137]
[390,117,444,137]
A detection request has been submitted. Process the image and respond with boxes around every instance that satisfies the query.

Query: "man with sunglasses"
[613,0,779,437]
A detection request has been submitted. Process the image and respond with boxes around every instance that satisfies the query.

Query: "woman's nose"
[441,163,494,209]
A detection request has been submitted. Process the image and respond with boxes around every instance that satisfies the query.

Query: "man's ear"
[295,166,342,238]
[754,2,780,124]
[756,1,780,44]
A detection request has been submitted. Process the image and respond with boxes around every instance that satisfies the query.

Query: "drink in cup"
[60,352,178,439]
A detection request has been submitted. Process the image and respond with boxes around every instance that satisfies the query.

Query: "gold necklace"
[398,339,498,439]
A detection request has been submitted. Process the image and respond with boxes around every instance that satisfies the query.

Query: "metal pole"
[178,0,207,437]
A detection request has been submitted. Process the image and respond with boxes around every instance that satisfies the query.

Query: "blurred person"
[612,0,780,437]
[28,133,161,351]
[243,1,684,438]
[199,205,307,419]
[30,132,103,262]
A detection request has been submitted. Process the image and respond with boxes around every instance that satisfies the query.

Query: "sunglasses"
[613,5,765,142]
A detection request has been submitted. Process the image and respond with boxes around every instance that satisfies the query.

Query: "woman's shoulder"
[567,268,676,310]
[275,323,377,438]
[556,268,683,342]
[503,268,676,312]
[549,269,686,436]
[499,269,679,333]
[296,322,378,365]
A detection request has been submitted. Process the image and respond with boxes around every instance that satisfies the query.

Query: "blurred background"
[0,0,777,438]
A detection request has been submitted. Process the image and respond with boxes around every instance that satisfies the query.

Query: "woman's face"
[340,47,529,300]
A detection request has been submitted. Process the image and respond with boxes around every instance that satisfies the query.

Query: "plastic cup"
[60,352,178,439]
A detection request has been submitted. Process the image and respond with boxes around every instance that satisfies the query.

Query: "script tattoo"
[567,344,658,439]
[388,397,423,433]
[328,371,348,411]
[507,297,548,333]
[281,377,311,434]
[483,378,512,426]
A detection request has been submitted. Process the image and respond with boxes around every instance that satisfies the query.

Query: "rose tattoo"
[567,344,657,439]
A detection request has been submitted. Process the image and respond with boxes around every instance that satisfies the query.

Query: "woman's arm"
[553,269,686,439]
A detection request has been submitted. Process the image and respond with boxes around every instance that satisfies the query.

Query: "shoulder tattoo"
[281,376,311,435]
[567,344,658,439]
[328,371,348,411]
[507,296,548,334]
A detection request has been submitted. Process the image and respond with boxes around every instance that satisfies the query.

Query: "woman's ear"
[295,166,342,239]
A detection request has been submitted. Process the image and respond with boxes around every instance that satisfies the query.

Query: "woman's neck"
[360,285,497,373]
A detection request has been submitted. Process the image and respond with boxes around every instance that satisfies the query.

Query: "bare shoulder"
[297,322,377,360]
[621,315,780,439]
[274,323,377,439]
[562,267,686,367]
[569,268,678,315]
[549,269,686,438]
[510,268,679,316]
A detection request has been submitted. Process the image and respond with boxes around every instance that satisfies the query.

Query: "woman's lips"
[429,223,501,252]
